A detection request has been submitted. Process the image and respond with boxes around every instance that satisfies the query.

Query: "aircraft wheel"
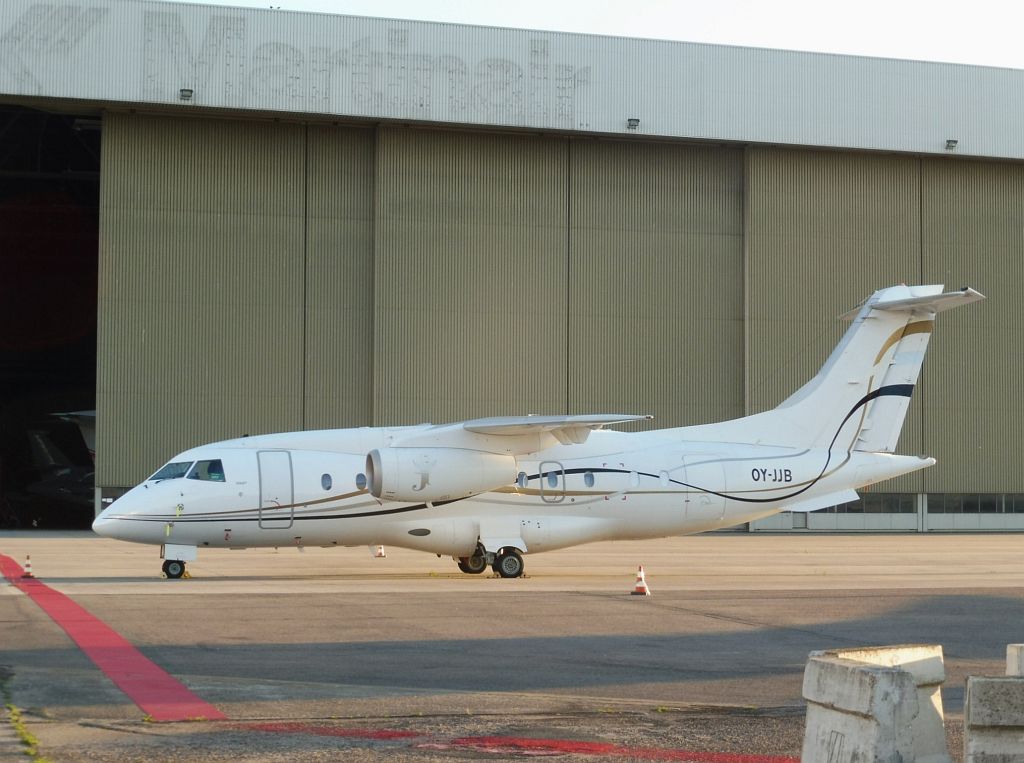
[493,548,524,579]
[456,552,488,574]
[162,559,185,579]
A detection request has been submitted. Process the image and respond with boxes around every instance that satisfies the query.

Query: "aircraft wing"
[464,414,652,443]
[391,413,653,451]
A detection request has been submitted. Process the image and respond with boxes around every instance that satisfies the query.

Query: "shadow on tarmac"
[4,591,1021,713]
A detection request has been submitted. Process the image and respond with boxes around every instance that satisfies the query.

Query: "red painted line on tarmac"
[0,554,226,722]
[244,721,797,761]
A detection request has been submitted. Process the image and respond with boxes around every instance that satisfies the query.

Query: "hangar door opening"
[0,105,99,529]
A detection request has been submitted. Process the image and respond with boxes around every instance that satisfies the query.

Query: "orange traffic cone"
[631,565,650,596]
[21,555,34,579]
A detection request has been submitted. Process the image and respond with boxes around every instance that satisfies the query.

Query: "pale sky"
[161,0,1024,70]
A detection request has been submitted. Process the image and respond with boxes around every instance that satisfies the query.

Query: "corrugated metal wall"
[371,131,745,428]
[98,116,1013,495]
[97,114,373,486]
[303,125,375,429]
[98,113,306,485]
[372,128,569,425]
[568,139,744,426]
[920,158,1024,492]
[746,149,1011,494]
[745,147,925,491]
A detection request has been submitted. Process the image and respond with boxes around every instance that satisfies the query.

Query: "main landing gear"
[492,548,524,578]
[162,559,186,579]
[456,546,488,574]
[454,544,526,578]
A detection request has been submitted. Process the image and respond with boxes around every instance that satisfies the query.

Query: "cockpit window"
[187,459,226,482]
[149,461,193,481]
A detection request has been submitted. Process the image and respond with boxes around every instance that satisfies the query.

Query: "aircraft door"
[258,450,294,529]
[538,461,565,503]
[682,455,726,528]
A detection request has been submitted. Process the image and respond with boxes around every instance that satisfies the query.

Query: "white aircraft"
[93,284,983,579]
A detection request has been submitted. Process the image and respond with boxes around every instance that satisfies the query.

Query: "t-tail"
[695,285,984,453]
[776,284,984,452]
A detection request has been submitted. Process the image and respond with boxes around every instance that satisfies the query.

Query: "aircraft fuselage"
[96,427,928,555]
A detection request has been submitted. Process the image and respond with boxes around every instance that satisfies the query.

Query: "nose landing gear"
[160,543,196,579]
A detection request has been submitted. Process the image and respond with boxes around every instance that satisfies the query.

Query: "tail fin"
[774,285,983,452]
[691,285,984,451]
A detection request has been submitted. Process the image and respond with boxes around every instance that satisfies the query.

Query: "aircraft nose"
[91,486,158,542]
[92,510,112,537]
[92,490,135,538]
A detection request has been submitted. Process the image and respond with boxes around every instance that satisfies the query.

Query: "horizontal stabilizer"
[783,489,860,513]
[838,286,985,320]
[871,286,985,313]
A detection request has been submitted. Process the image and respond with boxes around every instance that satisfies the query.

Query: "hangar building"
[1,0,1021,532]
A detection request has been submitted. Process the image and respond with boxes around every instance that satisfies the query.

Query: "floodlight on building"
[179,88,194,101]
[626,118,640,129]
[945,138,958,150]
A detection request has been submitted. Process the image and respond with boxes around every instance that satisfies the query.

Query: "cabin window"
[584,471,595,488]
[149,461,193,481]
[321,473,332,491]
[547,471,558,488]
[355,473,367,490]
[517,472,527,488]
[659,471,670,487]
[187,459,226,482]
[629,471,640,488]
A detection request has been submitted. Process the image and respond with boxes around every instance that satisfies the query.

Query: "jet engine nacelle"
[365,447,517,503]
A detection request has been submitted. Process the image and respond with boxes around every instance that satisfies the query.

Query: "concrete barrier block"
[964,675,1024,762]
[1007,645,1024,677]
[805,645,950,763]
[803,656,917,717]
[966,676,1024,727]
[802,656,919,762]
[823,644,946,687]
